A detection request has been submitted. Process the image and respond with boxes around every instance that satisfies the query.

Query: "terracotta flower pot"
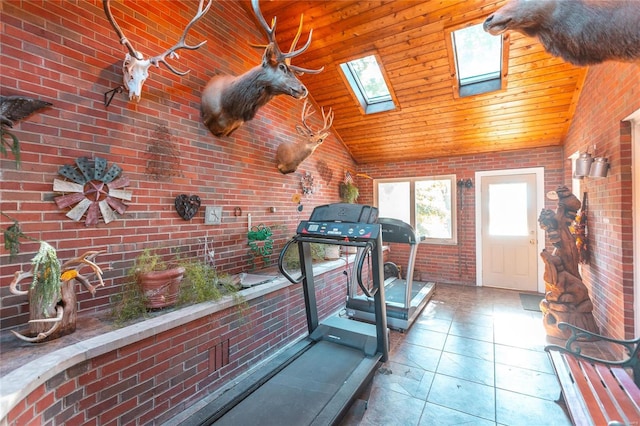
[138,266,185,309]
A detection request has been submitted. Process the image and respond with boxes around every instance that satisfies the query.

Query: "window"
[339,54,397,114]
[446,23,507,98]
[376,175,457,245]
[487,182,528,236]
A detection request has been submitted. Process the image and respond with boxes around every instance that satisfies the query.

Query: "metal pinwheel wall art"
[53,157,132,226]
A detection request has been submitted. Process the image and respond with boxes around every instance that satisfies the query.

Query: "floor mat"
[519,293,544,312]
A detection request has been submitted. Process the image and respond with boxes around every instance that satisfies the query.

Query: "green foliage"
[110,249,166,326]
[1,211,38,259]
[133,248,168,274]
[111,251,243,326]
[178,260,226,305]
[339,182,359,203]
[30,242,61,317]
[110,279,148,326]
[248,225,273,268]
[1,127,21,168]
[282,242,326,269]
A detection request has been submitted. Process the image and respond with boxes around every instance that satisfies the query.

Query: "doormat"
[519,293,544,312]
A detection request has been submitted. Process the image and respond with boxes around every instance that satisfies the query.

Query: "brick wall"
[4,266,350,425]
[0,1,356,331]
[562,62,640,340]
[355,146,565,285]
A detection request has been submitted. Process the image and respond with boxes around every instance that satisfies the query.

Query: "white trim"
[625,108,640,337]
[475,167,545,292]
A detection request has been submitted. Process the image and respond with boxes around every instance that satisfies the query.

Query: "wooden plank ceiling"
[241,0,587,164]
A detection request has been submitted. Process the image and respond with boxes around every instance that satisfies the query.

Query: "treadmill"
[182,203,389,426]
[346,217,435,331]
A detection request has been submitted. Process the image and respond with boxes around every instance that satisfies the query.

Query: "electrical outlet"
[205,206,222,225]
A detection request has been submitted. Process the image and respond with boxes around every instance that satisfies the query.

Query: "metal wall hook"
[104,86,124,107]
[457,178,473,189]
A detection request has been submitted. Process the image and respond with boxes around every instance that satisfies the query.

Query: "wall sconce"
[575,152,609,178]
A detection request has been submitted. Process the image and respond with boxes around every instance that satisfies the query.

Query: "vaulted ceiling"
[241,0,587,164]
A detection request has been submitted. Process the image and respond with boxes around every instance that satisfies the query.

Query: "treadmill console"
[378,217,424,244]
[297,220,380,241]
[308,203,378,224]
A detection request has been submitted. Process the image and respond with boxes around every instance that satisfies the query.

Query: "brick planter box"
[1,260,351,425]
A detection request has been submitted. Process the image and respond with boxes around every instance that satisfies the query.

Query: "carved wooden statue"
[538,186,598,339]
[9,242,105,343]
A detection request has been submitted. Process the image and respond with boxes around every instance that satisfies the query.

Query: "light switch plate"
[205,206,222,225]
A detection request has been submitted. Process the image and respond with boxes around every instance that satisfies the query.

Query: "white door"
[628,108,640,336]
[478,171,540,291]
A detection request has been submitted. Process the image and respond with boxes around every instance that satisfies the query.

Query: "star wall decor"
[53,157,132,226]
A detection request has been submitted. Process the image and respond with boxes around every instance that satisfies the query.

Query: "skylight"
[340,54,396,114]
[451,23,503,97]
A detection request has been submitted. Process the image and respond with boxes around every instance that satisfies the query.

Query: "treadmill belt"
[214,340,367,425]
[384,279,429,304]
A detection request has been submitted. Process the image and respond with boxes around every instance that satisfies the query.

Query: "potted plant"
[111,252,243,325]
[132,249,185,309]
[111,249,183,325]
[339,181,359,203]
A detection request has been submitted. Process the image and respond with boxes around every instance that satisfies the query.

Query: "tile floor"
[340,283,615,426]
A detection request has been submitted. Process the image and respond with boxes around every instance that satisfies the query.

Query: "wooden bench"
[545,322,640,426]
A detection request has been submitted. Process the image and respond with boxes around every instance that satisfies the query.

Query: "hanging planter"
[248,224,273,268]
[339,182,359,203]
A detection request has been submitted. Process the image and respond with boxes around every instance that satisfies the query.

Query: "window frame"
[374,174,458,245]
[444,21,510,99]
[338,52,399,115]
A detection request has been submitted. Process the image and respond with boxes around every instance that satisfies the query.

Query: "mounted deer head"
[201,0,323,137]
[103,0,211,102]
[483,0,640,66]
[276,99,333,174]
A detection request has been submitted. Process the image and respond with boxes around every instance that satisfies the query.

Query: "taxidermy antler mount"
[483,0,640,66]
[103,0,211,102]
[9,242,106,343]
[201,0,324,137]
[276,99,333,174]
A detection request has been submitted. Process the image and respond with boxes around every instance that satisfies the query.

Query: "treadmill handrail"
[355,242,378,298]
[278,237,304,284]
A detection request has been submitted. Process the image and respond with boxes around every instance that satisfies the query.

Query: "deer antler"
[277,100,334,174]
[11,305,63,343]
[297,99,334,137]
[103,0,142,60]
[251,0,323,75]
[148,0,211,75]
[103,0,211,102]
[61,250,106,294]
[104,0,210,75]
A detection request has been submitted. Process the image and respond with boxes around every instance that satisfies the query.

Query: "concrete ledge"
[0,257,354,421]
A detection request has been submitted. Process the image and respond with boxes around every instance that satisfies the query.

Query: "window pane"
[346,55,392,103]
[377,181,410,224]
[488,183,528,236]
[452,24,502,86]
[416,180,452,238]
